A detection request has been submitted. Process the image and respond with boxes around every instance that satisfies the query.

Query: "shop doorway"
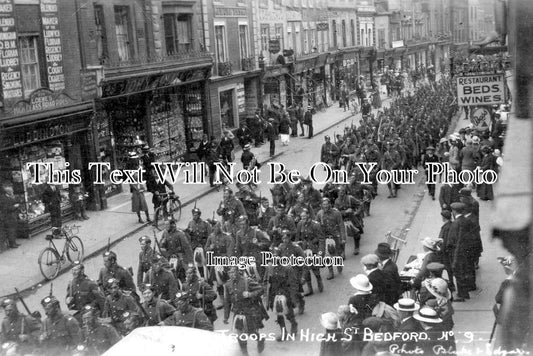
[220,89,235,129]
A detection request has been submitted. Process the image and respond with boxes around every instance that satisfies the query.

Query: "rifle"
[133,297,152,326]
[14,288,41,319]
[153,230,162,255]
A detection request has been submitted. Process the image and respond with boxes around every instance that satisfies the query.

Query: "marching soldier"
[301,179,322,213]
[165,292,213,331]
[160,219,194,282]
[335,187,364,256]
[288,192,315,224]
[381,142,402,198]
[97,251,138,301]
[278,231,306,314]
[217,187,246,222]
[235,215,271,279]
[320,135,340,168]
[205,221,234,308]
[257,197,276,232]
[79,305,121,355]
[223,267,267,355]
[1,298,41,351]
[296,209,325,296]
[140,284,175,326]
[267,203,296,247]
[180,266,218,323]
[422,146,440,200]
[102,278,139,335]
[316,198,346,280]
[142,254,179,301]
[66,261,106,323]
[264,248,299,341]
[236,183,261,226]
[137,236,156,287]
[39,296,81,356]
[186,208,212,251]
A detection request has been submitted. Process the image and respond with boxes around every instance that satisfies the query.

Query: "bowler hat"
[361,254,380,266]
[427,262,445,273]
[375,243,393,258]
[450,202,466,212]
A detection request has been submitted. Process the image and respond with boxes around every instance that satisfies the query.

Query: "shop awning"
[0,102,93,129]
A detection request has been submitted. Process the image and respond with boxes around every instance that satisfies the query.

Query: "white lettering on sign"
[456,74,505,106]
[0,4,12,12]
[40,1,64,91]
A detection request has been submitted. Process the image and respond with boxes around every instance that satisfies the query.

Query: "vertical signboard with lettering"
[0,0,23,104]
[40,0,64,91]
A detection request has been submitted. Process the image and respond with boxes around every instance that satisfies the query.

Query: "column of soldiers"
[0,79,460,356]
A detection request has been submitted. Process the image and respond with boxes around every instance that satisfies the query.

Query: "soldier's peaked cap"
[41,296,60,307]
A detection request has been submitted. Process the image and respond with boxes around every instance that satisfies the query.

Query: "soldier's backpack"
[274,295,289,315]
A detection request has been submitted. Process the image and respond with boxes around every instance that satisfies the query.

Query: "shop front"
[0,91,94,237]
[261,65,290,111]
[292,54,320,110]
[342,49,360,90]
[95,63,211,197]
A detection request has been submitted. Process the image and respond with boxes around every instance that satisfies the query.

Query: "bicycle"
[153,191,182,230]
[38,224,85,280]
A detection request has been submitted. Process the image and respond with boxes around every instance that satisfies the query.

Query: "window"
[164,14,192,55]
[260,24,269,52]
[275,24,283,52]
[350,19,355,46]
[287,25,293,50]
[332,20,337,48]
[378,28,385,48]
[114,6,132,62]
[215,25,227,62]
[273,0,281,8]
[94,5,107,63]
[341,20,346,47]
[19,36,41,96]
[239,24,249,59]
[310,29,316,51]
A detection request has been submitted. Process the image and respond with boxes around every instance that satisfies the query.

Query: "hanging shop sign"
[269,39,280,54]
[0,0,23,104]
[40,0,65,92]
[456,73,505,106]
[11,88,77,116]
[100,67,210,98]
[236,83,245,114]
[264,81,279,94]
[470,107,492,131]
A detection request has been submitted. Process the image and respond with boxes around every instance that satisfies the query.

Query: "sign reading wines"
[0,0,23,103]
[456,74,505,106]
[40,0,65,92]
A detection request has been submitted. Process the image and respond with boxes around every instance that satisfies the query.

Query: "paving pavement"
[1,98,390,299]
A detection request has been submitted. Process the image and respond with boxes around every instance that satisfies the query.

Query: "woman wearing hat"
[423,278,455,331]
[476,145,497,200]
[407,237,443,290]
[318,312,343,356]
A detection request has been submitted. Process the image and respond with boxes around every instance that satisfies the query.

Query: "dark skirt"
[131,191,148,212]
[476,183,494,200]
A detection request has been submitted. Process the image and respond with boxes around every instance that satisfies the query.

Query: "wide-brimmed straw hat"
[394,298,420,312]
[350,274,373,292]
[320,312,339,330]
[414,307,443,324]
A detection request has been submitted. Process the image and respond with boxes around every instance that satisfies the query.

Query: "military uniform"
[40,313,81,356]
[278,241,306,311]
[187,218,212,250]
[316,207,346,277]
[1,312,41,349]
[257,205,276,232]
[66,275,106,321]
[137,246,156,286]
[296,218,325,294]
[160,228,194,280]
[267,213,296,246]
[164,306,213,331]
[320,141,340,168]
[235,226,270,276]
[334,193,364,255]
[142,298,175,326]
[143,268,179,301]
[102,294,138,334]
[217,196,246,222]
[288,202,315,224]
[98,265,137,297]
[81,322,121,355]
[181,278,218,323]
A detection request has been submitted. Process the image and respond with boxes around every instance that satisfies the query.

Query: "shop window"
[220,89,235,129]
[260,24,269,52]
[114,6,133,62]
[19,36,41,97]
[215,25,228,62]
[164,13,192,55]
[239,24,250,59]
[94,5,108,64]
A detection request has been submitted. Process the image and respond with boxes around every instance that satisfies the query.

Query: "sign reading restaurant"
[456,73,505,106]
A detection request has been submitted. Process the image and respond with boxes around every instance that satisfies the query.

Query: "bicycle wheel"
[38,247,61,280]
[168,198,182,222]
[66,236,85,263]
[153,207,163,231]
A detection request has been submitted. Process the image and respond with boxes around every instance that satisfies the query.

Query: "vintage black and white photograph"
[0,0,529,355]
